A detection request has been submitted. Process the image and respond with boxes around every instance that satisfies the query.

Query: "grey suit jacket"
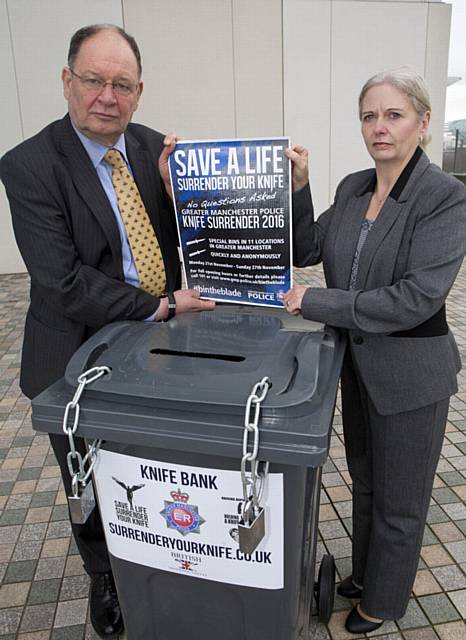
[0,115,181,399]
[293,150,466,415]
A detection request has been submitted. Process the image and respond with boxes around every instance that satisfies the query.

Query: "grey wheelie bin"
[32,306,345,640]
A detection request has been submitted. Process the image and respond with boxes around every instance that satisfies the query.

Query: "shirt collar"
[359,146,423,201]
[71,120,129,168]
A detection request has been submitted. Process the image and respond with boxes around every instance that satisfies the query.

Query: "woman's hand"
[158,132,179,200]
[284,144,309,192]
[280,285,308,315]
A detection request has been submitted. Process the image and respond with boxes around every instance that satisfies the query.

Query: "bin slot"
[150,348,245,362]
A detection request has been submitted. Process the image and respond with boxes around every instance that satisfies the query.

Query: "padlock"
[238,506,265,555]
[68,475,96,524]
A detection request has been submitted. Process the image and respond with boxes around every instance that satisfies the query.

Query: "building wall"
[0,0,451,274]
[283,0,451,210]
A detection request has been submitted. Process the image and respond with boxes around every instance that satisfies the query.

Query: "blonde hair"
[359,67,432,147]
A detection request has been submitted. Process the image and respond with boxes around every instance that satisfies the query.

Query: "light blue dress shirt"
[73,125,139,288]
[73,124,156,320]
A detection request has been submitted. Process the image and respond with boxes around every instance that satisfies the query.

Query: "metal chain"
[240,377,271,519]
[62,366,110,490]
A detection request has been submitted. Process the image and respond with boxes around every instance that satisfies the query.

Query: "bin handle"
[276,333,323,398]
[65,321,132,386]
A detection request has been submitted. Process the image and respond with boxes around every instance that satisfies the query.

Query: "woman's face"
[360,83,430,166]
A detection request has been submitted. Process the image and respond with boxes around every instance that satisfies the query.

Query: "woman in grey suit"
[282,68,466,633]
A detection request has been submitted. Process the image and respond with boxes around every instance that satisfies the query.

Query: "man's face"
[62,29,143,146]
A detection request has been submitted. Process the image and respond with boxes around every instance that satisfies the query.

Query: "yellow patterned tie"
[104,149,167,296]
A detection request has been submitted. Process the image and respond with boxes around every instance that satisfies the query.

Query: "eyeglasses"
[69,69,139,97]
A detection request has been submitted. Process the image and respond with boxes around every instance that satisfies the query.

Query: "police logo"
[160,488,205,536]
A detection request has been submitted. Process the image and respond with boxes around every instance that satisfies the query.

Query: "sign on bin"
[94,450,284,589]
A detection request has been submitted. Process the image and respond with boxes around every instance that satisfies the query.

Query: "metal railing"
[443,123,466,177]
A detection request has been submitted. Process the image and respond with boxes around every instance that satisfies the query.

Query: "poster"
[169,138,292,307]
[93,449,284,589]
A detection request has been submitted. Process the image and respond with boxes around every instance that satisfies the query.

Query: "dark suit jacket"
[292,149,466,415]
[0,114,181,399]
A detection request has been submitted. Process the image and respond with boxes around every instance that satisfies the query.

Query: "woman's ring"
[286,300,290,307]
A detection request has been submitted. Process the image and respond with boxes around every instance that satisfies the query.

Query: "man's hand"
[155,289,215,320]
[158,132,179,200]
[284,144,309,193]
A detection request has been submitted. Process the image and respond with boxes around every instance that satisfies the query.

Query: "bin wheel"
[314,554,335,623]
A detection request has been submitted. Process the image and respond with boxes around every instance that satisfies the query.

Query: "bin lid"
[32,307,345,466]
[65,308,324,409]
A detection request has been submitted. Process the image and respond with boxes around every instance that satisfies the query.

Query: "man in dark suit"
[0,24,213,639]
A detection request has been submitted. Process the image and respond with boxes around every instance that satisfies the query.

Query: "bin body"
[99,443,321,640]
[32,307,344,640]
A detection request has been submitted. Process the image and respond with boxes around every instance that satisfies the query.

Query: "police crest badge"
[160,488,206,536]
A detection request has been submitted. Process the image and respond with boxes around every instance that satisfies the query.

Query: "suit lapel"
[335,149,430,289]
[56,116,123,267]
[125,131,164,242]
[354,151,431,288]
[354,198,403,287]
[395,152,430,202]
[332,191,372,289]
[125,131,178,289]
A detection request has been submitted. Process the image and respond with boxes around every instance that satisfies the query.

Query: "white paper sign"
[93,450,284,589]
